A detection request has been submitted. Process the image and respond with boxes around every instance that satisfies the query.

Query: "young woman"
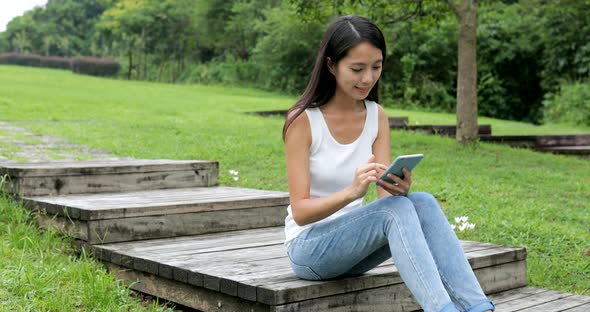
[282,15,495,312]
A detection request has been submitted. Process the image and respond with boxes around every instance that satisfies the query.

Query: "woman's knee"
[407,192,437,205]
[372,195,417,218]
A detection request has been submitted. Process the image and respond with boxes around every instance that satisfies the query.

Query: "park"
[0,0,589,311]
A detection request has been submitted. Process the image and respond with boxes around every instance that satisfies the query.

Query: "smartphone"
[378,154,424,185]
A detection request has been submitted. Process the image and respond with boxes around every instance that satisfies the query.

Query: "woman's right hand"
[348,154,388,199]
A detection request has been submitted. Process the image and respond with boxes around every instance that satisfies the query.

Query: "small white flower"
[460,216,469,223]
[450,224,456,230]
[233,176,239,181]
[454,217,462,224]
[459,223,468,232]
[467,223,475,230]
[229,170,236,175]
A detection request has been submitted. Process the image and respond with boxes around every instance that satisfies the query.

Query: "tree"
[291,0,480,144]
[445,0,478,143]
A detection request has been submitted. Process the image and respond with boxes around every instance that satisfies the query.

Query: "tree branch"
[382,1,424,26]
[444,0,460,18]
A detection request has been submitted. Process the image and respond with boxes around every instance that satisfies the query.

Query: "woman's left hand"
[377,167,412,196]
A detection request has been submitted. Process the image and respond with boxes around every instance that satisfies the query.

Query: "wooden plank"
[474,260,527,294]
[390,124,492,136]
[387,117,409,127]
[34,201,286,244]
[486,287,549,304]
[105,262,271,312]
[480,134,590,148]
[271,281,419,312]
[562,302,590,312]
[517,294,590,312]
[12,168,218,197]
[24,186,288,220]
[249,110,288,117]
[269,260,525,311]
[98,226,285,254]
[494,289,571,311]
[0,159,216,177]
[35,212,89,241]
[86,205,286,244]
[256,258,526,306]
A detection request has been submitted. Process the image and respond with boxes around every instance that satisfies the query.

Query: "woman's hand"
[377,167,412,196]
[348,155,388,199]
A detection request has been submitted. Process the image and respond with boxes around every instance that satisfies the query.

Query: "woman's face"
[329,42,383,101]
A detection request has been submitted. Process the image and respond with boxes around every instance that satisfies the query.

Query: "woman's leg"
[407,192,495,312]
[288,196,459,312]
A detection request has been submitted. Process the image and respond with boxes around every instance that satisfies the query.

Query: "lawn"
[0,65,588,310]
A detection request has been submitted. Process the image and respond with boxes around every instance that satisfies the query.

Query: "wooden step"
[25,186,289,244]
[81,227,528,311]
[480,134,590,148]
[0,159,219,197]
[391,124,493,136]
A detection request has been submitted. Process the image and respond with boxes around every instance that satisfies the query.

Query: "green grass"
[0,183,175,311]
[0,65,589,308]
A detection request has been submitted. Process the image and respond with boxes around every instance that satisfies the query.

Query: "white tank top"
[284,100,380,246]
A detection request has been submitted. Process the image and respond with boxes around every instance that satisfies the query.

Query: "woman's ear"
[326,57,336,75]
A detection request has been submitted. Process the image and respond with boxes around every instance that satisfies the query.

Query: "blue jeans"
[287,192,495,312]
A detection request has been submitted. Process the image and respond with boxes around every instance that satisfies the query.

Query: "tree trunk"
[447,0,479,144]
[127,51,133,80]
[136,28,145,80]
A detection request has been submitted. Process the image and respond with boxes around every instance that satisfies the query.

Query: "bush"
[543,82,590,126]
[39,56,71,70]
[0,53,41,67]
[70,56,120,77]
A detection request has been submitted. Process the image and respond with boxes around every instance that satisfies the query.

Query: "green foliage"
[2,0,112,56]
[250,3,324,93]
[543,82,590,126]
[537,0,590,91]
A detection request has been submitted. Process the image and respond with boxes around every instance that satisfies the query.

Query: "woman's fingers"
[377,169,412,196]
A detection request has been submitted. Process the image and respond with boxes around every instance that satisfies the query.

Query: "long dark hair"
[282,15,386,140]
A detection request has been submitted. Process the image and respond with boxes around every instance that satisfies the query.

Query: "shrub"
[0,53,41,67]
[70,57,120,77]
[39,56,71,70]
[543,82,590,126]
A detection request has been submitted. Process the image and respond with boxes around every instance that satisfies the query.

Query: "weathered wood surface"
[249,110,288,117]
[539,145,590,155]
[387,117,409,127]
[31,187,289,243]
[101,260,590,312]
[105,262,272,312]
[87,226,528,308]
[480,134,590,148]
[0,159,215,177]
[25,186,289,220]
[2,159,219,197]
[391,124,493,136]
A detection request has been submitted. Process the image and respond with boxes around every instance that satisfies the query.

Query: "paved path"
[0,121,130,163]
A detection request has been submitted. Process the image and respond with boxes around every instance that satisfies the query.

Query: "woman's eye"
[373,66,382,70]
[351,68,362,72]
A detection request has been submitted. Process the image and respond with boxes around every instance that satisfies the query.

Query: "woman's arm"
[285,112,380,226]
[372,105,413,197]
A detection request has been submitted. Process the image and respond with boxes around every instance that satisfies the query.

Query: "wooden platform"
[25,186,289,244]
[5,159,588,311]
[1,159,219,197]
[80,226,528,312]
[390,123,493,137]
